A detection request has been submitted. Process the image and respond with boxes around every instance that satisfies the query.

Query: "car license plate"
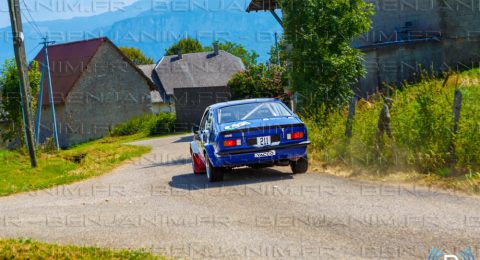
[256,136,271,146]
[254,150,276,158]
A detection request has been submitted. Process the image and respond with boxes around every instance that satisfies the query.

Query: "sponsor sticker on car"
[224,121,250,130]
[254,150,276,158]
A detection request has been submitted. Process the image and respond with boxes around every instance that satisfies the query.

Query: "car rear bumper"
[214,141,310,167]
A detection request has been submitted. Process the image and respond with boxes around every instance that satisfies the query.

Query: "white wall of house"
[151,102,175,114]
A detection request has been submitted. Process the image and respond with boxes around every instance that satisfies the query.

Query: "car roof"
[209,98,279,110]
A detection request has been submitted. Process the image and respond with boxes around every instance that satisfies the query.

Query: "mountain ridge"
[0,0,282,63]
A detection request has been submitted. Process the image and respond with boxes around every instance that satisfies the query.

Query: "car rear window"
[218,102,292,124]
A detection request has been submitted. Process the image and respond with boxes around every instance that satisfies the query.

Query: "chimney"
[213,42,219,55]
[176,49,182,59]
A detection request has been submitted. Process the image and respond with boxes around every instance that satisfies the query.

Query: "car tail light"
[224,139,241,147]
[287,132,304,140]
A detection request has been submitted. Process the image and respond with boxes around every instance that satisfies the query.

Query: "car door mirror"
[192,125,200,141]
[192,125,199,134]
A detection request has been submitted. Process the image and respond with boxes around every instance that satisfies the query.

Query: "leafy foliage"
[0,59,41,145]
[110,113,176,137]
[282,0,373,112]
[119,47,154,65]
[165,38,205,55]
[228,64,289,103]
[268,38,287,66]
[148,113,176,135]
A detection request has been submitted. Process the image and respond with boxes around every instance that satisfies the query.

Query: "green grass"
[0,134,151,196]
[306,68,480,193]
[0,238,164,259]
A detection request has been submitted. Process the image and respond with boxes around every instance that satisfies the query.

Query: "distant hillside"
[0,0,282,63]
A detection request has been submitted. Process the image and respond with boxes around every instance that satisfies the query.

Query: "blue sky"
[0,0,281,62]
[0,0,138,27]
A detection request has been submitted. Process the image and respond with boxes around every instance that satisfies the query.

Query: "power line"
[26,43,41,56]
[21,12,43,38]
[20,0,44,38]
[22,12,42,38]
[21,0,42,32]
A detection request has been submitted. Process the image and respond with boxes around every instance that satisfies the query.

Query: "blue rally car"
[190,98,310,182]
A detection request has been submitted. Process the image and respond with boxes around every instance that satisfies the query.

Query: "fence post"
[375,97,393,153]
[345,97,357,138]
[449,88,462,163]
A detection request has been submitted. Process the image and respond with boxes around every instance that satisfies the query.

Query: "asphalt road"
[0,135,479,259]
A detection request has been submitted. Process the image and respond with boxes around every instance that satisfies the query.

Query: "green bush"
[0,59,41,145]
[227,64,289,103]
[148,113,176,135]
[306,69,480,175]
[110,113,176,137]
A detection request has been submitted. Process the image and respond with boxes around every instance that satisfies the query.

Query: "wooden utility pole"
[7,0,37,167]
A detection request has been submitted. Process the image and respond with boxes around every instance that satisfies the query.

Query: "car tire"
[290,155,308,174]
[205,154,224,182]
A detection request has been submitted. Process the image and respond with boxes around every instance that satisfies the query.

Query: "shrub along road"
[0,135,479,259]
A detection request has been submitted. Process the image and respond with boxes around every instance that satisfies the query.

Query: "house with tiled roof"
[153,46,245,127]
[34,37,155,147]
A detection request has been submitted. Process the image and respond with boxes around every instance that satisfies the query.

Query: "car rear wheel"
[205,154,224,182]
[290,155,308,174]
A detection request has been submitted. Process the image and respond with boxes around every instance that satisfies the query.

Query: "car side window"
[205,111,214,132]
[199,109,210,130]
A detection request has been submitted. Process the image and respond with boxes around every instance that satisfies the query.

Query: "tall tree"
[228,64,288,103]
[0,59,41,144]
[268,38,287,66]
[282,0,373,113]
[119,47,154,65]
[165,38,205,55]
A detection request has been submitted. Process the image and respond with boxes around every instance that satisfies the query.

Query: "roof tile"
[154,51,245,95]
[34,37,106,105]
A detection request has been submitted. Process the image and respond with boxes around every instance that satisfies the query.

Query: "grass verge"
[0,134,151,197]
[306,68,480,194]
[0,238,164,259]
[310,162,480,195]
